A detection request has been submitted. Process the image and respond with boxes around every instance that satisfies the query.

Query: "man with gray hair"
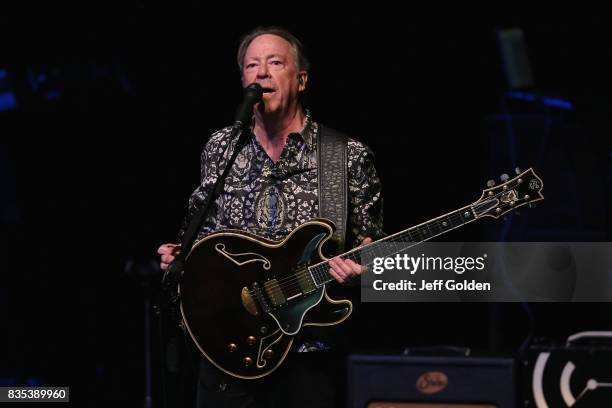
[158,26,383,407]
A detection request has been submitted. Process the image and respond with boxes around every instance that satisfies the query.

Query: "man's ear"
[298,72,308,91]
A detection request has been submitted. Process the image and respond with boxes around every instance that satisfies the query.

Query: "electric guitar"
[179,168,544,379]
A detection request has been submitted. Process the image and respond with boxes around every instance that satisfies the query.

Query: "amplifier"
[521,332,612,408]
[347,354,515,408]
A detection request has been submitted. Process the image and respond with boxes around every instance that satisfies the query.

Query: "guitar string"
[245,191,515,299]
[247,206,474,293]
[246,211,467,297]
[249,183,526,296]
[248,213,473,298]
[248,197,493,295]
[245,188,531,299]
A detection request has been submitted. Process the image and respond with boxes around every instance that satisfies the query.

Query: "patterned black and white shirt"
[179,111,383,250]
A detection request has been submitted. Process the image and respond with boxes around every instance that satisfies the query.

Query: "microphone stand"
[123,257,160,408]
[159,122,253,408]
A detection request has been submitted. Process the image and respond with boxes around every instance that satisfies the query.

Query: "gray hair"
[237,26,310,73]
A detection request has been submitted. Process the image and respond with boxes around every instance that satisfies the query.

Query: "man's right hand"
[157,243,181,271]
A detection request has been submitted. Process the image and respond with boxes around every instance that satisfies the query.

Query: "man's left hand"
[328,237,372,284]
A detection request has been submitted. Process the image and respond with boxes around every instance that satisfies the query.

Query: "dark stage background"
[1,8,611,406]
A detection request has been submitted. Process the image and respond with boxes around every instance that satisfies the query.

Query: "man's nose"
[256,64,270,78]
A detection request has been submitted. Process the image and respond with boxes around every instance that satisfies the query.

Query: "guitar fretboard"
[308,205,477,287]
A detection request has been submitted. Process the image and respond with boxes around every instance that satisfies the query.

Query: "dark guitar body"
[177,168,545,379]
[179,219,352,379]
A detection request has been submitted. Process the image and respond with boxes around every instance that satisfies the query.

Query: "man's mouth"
[262,87,276,94]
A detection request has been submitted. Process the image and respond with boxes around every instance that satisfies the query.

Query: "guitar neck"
[309,204,479,286]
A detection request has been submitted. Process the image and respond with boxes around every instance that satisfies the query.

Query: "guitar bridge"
[251,282,271,313]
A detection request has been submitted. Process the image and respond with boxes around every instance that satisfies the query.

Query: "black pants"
[196,351,346,408]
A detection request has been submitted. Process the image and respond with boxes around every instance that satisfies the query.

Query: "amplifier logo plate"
[416,371,448,394]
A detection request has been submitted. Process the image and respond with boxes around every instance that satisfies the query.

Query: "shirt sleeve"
[176,145,211,243]
[176,128,230,242]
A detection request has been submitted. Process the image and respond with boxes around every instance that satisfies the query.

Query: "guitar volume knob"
[228,343,238,352]
[247,336,257,346]
[244,357,253,367]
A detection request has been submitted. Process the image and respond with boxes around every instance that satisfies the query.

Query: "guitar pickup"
[296,270,316,294]
[263,279,286,307]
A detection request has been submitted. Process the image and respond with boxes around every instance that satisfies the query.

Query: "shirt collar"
[287,109,316,150]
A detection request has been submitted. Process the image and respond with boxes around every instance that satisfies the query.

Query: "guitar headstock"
[472,168,544,219]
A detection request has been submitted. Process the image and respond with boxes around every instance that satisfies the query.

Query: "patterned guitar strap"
[317,124,348,254]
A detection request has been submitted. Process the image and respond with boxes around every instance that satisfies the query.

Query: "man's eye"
[246,63,257,69]
[270,61,283,66]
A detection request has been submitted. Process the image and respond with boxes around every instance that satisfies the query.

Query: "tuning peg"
[500,173,509,182]
[514,167,522,175]
[486,179,496,188]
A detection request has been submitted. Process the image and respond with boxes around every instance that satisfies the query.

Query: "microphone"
[234,83,263,128]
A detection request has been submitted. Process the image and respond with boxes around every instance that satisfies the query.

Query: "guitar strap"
[317,124,348,254]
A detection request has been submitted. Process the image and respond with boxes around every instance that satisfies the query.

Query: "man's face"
[242,34,307,116]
